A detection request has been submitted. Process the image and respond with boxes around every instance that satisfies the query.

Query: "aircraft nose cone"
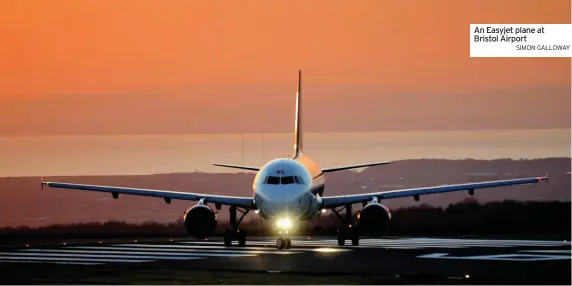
[255,186,312,220]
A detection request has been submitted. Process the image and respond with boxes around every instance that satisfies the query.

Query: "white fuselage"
[252,155,325,225]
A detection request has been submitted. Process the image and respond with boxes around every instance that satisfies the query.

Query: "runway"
[0,237,570,284]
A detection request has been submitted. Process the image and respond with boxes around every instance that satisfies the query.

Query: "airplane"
[41,70,549,250]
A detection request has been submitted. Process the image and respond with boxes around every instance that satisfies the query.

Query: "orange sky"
[0,0,570,134]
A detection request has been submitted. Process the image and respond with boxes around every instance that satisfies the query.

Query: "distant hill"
[0,158,569,227]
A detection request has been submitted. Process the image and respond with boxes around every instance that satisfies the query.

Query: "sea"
[0,129,569,177]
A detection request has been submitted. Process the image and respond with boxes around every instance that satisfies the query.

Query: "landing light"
[321,209,326,213]
[255,210,260,214]
[276,218,292,229]
[314,247,339,253]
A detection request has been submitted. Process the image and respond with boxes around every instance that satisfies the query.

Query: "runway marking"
[68,246,303,255]
[1,238,569,265]
[17,249,257,258]
[519,250,572,254]
[0,259,103,265]
[0,251,208,261]
[0,255,153,264]
[0,241,304,265]
[183,238,570,250]
[112,243,300,253]
[417,252,572,261]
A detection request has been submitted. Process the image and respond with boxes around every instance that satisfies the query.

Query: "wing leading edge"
[212,163,260,172]
[321,176,548,208]
[322,161,391,173]
[41,182,255,209]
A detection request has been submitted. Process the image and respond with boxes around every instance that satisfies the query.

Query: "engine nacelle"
[356,203,392,237]
[183,205,217,239]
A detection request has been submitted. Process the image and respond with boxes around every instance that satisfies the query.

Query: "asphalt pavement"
[0,236,570,284]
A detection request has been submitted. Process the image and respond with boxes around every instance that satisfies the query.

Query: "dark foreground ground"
[0,236,570,284]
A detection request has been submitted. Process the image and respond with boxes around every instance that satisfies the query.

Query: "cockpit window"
[281,176,295,185]
[264,175,306,185]
[294,176,305,184]
[266,176,280,185]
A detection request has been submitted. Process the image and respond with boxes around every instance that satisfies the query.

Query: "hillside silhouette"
[1,199,569,244]
[0,158,569,227]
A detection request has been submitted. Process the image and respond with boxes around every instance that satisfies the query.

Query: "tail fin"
[293,69,303,157]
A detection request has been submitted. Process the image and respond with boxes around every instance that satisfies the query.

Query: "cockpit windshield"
[281,176,295,184]
[266,176,281,185]
[294,176,304,184]
[264,175,305,185]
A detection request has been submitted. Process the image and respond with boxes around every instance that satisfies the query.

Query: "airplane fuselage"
[253,154,325,224]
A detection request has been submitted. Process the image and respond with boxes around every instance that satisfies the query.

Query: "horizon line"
[9,157,571,179]
[0,127,568,137]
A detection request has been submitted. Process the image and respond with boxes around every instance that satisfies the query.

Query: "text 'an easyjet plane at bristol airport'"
[41,70,549,250]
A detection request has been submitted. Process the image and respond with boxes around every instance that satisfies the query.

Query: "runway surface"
[0,237,570,284]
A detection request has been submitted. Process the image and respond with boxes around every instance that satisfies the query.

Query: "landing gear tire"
[337,227,360,246]
[351,235,360,246]
[223,229,247,247]
[276,238,285,249]
[224,229,233,246]
[237,230,246,247]
[276,237,292,250]
[224,206,250,247]
[284,238,291,249]
[337,228,346,246]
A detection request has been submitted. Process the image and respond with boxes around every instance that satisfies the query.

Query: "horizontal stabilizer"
[322,161,391,173]
[212,163,260,171]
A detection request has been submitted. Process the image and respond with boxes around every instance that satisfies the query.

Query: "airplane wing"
[212,163,260,172]
[321,176,548,208]
[322,161,391,173]
[41,182,255,209]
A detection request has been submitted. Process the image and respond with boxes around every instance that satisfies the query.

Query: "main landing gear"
[331,204,360,246]
[223,206,249,247]
[276,231,292,250]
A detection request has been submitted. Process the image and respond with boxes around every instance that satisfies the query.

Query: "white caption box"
[470,24,572,57]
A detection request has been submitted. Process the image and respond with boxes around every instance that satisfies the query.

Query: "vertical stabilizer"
[293,69,303,157]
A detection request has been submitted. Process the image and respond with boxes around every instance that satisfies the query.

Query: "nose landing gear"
[276,232,292,249]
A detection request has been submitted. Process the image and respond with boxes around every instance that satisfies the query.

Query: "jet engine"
[356,202,391,237]
[183,204,217,239]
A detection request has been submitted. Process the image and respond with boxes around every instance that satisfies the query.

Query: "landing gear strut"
[331,204,360,246]
[223,206,249,247]
[276,231,292,250]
